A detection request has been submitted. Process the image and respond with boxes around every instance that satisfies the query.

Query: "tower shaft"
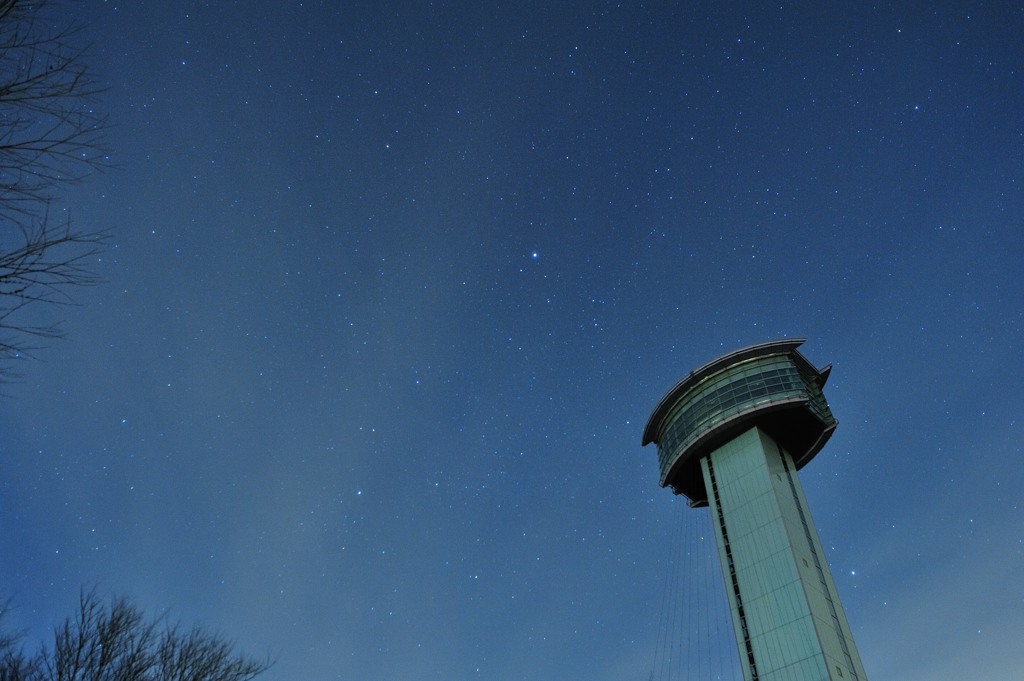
[702,426,868,681]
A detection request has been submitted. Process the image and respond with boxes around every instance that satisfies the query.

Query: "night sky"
[2,2,1022,680]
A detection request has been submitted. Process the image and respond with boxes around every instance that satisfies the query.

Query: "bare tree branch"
[0,599,40,681]
[0,0,111,382]
[0,591,271,681]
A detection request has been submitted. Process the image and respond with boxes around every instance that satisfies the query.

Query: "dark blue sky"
[2,2,1022,679]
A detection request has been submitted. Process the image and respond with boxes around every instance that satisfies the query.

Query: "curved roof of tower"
[641,338,831,446]
[642,338,837,503]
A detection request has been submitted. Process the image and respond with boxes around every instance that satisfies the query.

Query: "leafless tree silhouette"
[0,0,111,381]
[0,592,270,681]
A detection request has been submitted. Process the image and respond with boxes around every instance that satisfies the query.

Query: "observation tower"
[642,339,868,681]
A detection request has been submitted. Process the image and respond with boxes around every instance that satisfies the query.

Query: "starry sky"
[2,2,1022,680]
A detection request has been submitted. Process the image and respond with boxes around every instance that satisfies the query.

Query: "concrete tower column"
[702,427,867,681]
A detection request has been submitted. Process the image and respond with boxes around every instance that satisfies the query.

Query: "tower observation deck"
[643,339,869,681]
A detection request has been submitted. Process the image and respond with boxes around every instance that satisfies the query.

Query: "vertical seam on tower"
[780,452,860,681]
[707,456,760,680]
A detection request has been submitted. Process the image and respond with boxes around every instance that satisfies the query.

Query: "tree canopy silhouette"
[0,592,271,681]
[0,0,110,381]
